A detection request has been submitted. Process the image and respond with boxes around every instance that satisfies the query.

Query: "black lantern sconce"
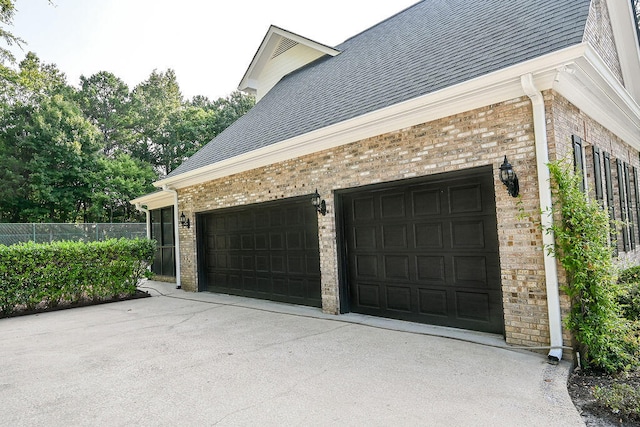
[499,156,519,198]
[311,189,327,216]
[179,211,191,229]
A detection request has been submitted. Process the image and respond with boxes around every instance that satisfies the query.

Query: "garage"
[340,167,504,334]
[199,197,322,307]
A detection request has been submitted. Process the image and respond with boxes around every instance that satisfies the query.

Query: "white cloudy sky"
[8,0,418,100]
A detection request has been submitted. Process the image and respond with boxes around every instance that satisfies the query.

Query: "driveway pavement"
[1,281,584,426]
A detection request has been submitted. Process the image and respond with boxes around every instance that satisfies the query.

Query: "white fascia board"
[157,43,635,190]
[130,191,174,210]
[554,45,640,150]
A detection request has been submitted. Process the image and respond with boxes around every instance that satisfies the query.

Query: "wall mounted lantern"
[311,189,327,216]
[179,211,191,229]
[499,156,519,198]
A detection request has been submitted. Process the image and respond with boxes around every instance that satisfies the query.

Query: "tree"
[129,69,182,175]
[88,154,156,223]
[0,0,24,64]
[77,71,134,156]
[0,94,101,222]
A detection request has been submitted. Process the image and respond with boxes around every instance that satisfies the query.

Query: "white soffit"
[130,191,174,210]
[238,25,340,95]
[156,43,640,190]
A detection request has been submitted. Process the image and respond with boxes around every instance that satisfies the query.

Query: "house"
[131,0,640,360]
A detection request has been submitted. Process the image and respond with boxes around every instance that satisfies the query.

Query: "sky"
[8,0,418,100]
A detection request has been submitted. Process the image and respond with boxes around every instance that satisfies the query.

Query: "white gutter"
[161,185,182,290]
[134,203,151,239]
[521,73,563,361]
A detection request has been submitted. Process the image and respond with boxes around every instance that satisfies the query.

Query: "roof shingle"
[168,0,591,178]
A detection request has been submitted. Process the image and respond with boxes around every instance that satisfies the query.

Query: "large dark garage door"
[341,167,503,334]
[200,197,322,307]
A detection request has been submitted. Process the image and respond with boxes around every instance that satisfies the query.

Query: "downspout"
[520,73,564,362]
[162,185,182,290]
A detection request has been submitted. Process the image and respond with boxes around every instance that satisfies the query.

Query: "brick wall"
[177,95,553,347]
[583,0,624,86]
[174,90,639,351]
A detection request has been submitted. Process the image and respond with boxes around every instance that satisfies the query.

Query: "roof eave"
[156,43,640,190]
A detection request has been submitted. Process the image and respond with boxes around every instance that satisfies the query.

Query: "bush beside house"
[0,238,155,316]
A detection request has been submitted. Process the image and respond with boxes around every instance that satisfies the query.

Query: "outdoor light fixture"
[499,155,519,198]
[179,211,190,229]
[311,189,327,216]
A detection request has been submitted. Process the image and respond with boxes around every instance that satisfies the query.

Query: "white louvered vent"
[271,37,299,59]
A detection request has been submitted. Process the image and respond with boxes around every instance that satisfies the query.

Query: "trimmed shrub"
[0,238,155,316]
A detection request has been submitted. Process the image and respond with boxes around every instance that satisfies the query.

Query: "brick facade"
[583,0,624,86]
[173,88,640,351]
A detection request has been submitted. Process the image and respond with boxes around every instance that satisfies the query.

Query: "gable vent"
[271,37,299,59]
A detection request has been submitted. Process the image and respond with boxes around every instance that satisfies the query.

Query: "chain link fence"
[0,223,147,246]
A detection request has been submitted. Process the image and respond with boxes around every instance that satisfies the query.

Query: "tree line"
[0,3,253,224]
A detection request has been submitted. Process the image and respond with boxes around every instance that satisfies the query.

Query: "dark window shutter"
[572,135,585,192]
[634,166,640,242]
[604,152,617,254]
[625,163,635,249]
[617,159,629,251]
[592,146,603,202]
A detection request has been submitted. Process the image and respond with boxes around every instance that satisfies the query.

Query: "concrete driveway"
[1,281,583,426]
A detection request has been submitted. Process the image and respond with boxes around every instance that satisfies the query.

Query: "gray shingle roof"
[168,0,591,178]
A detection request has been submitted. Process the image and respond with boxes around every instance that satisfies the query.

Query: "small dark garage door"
[200,197,322,307]
[340,167,504,334]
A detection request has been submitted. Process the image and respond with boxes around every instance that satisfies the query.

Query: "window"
[150,206,176,277]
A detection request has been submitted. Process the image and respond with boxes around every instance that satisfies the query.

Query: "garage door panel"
[202,198,322,308]
[382,225,407,248]
[288,255,304,274]
[415,223,444,248]
[451,220,485,248]
[384,255,410,279]
[381,193,405,218]
[418,289,448,316]
[353,197,375,220]
[387,285,412,312]
[271,255,285,273]
[354,226,377,249]
[356,255,378,277]
[452,256,488,287]
[448,184,483,213]
[455,291,491,322]
[416,256,446,283]
[286,231,302,250]
[412,189,441,216]
[343,169,504,334]
[270,233,284,250]
[357,283,381,308]
[255,234,268,250]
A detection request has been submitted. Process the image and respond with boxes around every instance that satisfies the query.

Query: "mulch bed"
[0,289,151,319]
[568,368,640,426]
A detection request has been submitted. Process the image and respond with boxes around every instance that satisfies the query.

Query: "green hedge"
[0,238,156,316]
